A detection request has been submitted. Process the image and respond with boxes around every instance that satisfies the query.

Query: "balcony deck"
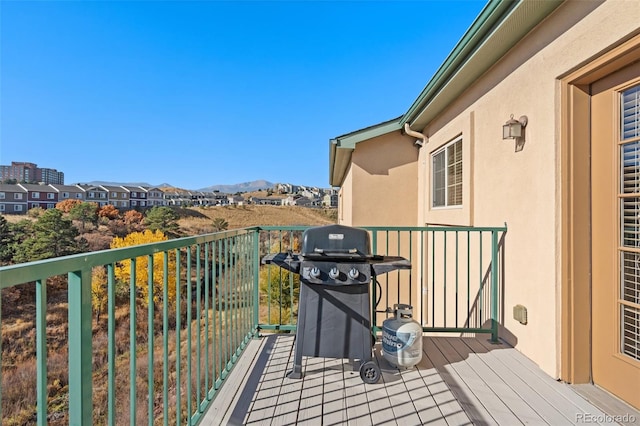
[204,334,630,426]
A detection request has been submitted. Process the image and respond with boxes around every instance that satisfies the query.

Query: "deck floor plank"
[423,337,492,425]
[244,335,293,424]
[321,357,347,426]
[473,337,600,425]
[475,337,616,421]
[271,337,303,425]
[296,356,325,424]
[435,336,529,425]
[204,335,634,426]
[343,361,374,426]
[453,337,548,425]
[374,348,423,426]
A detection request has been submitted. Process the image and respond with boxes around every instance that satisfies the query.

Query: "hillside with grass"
[177,205,337,235]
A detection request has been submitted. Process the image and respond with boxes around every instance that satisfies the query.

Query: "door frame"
[560,32,640,384]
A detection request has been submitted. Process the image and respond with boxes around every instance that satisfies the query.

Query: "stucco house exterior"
[329,0,640,409]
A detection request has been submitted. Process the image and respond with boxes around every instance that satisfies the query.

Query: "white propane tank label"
[382,328,418,354]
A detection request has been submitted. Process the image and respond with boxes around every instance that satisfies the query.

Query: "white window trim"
[431,137,463,209]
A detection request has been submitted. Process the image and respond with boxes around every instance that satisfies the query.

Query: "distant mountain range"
[83,180,276,193]
[198,180,274,193]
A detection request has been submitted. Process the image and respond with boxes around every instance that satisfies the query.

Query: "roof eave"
[329,118,402,186]
[401,0,563,129]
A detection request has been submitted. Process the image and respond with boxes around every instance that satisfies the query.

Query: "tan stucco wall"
[347,131,418,227]
[415,0,640,377]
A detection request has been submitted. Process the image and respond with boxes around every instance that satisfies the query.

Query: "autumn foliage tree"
[56,198,83,213]
[98,204,119,220]
[111,230,177,308]
[91,266,108,322]
[123,210,144,232]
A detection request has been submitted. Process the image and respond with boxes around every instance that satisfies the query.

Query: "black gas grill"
[262,224,410,383]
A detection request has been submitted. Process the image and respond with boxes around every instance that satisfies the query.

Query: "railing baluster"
[130,258,137,426]
[68,269,93,426]
[491,230,499,343]
[253,230,260,332]
[186,248,192,424]
[107,264,115,426]
[36,278,47,426]
[162,252,169,426]
[147,255,154,426]
[455,231,459,329]
[212,241,218,390]
[175,249,182,426]
[204,243,210,397]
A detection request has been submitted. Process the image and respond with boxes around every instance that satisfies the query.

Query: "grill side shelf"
[371,256,411,275]
[261,252,302,273]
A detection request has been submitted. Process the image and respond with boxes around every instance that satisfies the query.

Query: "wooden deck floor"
[203,334,629,425]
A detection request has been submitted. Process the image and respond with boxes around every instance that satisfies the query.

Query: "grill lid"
[301,224,371,259]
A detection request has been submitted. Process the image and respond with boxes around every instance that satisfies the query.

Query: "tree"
[91,266,108,322]
[98,204,119,220]
[123,210,144,232]
[143,206,180,238]
[259,236,301,311]
[12,209,80,263]
[69,202,99,231]
[111,230,177,307]
[27,206,44,218]
[212,217,229,232]
[56,198,82,213]
[0,215,14,264]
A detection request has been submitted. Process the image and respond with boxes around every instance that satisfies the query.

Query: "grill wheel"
[359,361,381,384]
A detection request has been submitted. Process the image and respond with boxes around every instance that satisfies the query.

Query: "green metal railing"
[257,225,508,341]
[0,224,505,425]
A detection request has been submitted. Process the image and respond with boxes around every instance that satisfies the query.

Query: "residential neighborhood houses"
[0,182,338,214]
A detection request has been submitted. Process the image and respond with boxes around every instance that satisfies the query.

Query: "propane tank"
[382,304,423,369]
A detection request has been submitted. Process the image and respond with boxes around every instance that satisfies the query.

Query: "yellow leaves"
[111,230,177,308]
[92,266,108,320]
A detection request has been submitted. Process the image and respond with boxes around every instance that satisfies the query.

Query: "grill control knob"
[348,268,359,279]
[310,267,321,278]
[329,267,340,279]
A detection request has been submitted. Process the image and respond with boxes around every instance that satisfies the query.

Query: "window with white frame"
[0,204,4,211]
[0,192,5,199]
[15,193,23,200]
[15,205,23,211]
[33,192,40,198]
[63,192,70,198]
[47,203,55,209]
[47,193,55,200]
[432,138,463,208]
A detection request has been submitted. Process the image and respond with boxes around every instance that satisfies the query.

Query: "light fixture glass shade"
[502,117,522,139]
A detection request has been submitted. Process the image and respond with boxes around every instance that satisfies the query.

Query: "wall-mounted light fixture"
[502,114,528,139]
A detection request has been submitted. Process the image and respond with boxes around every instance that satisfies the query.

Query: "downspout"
[404,122,427,147]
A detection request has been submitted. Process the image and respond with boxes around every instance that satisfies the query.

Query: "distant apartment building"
[18,183,59,210]
[0,161,64,184]
[0,183,27,214]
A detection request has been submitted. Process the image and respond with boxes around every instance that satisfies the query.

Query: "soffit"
[404,0,563,129]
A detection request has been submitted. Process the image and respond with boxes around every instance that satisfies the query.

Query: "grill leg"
[287,284,309,379]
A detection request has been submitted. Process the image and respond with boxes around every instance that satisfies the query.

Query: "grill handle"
[313,248,359,254]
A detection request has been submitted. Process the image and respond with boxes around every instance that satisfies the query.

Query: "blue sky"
[1,0,486,190]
